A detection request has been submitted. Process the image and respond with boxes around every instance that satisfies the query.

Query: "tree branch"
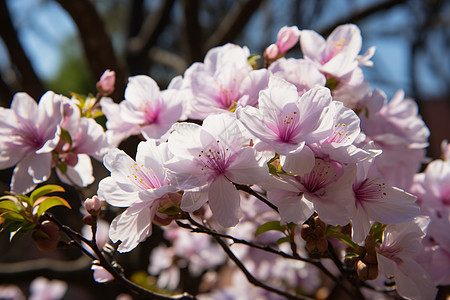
[213,234,309,300]
[234,183,279,212]
[319,0,408,37]
[55,0,125,102]
[181,0,203,64]
[0,0,46,101]
[45,213,196,300]
[204,0,264,51]
[126,0,175,75]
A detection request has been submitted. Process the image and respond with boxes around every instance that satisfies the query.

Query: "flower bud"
[264,44,280,61]
[96,69,115,96]
[276,26,301,53]
[85,195,101,215]
[32,220,60,251]
[356,260,379,281]
[63,152,78,167]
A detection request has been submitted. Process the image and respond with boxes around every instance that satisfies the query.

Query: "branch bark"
[55,0,125,102]
[0,0,46,101]
[204,0,264,51]
[126,0,175,75]
[319,0,408,37]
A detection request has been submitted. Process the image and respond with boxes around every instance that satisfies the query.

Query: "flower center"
[266,110,300,144]
[197,140,231,176]
[127,163,162,190]
[324,123,351,144]
[297,159,343,194]
[353,177,386,208]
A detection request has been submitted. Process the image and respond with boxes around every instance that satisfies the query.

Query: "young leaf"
[255,220,285,237]
[29,185,65,205]
[0,199,22,214]
[326,230,360,251]
[276,237,291,245]
[34,197,71,217]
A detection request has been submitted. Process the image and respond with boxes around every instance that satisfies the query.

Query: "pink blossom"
[376,218,437,300]
[300,24,366,78]
[360,89,430,190]
[0,92,62,194]
[98,140,178,252]
[236,76,334,155]
[96,69,115,96]
[269,58,326,96]
[183,43,270,119]
[29,277,67,300]
[52,98,111,187]
[91,265,114,283]
[351,159,420,243]
[165,113,268,227]
[264,43,280,60]
[276,25,301,53]
[266,152,356,225]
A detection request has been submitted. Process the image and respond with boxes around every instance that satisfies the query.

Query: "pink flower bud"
[85,195,101,215]
[276,26,301,53]
[264,44,280,60]
[32,220,60,251]
[63,152,78,167]
[96,69,115,96]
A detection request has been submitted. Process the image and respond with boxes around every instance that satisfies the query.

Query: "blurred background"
[0,0,449,298]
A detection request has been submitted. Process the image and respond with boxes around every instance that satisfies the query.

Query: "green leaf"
[276,237,291,245]
[34,196,71,217]
[325,77,340,90]
[0,199,21,213]
[57,162,67,174]
[60,128,73,146]
[29,185,65,205]
[0,211,26,222]
[326,230,360,251]
[157,205,180,216]
[247,54,261,69]
[255,221,286,237]
[268,163,278,176]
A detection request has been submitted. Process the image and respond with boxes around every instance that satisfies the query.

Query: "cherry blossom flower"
[182,43,270,119]
[351,159,420,243]
[300,24,368,79]
[0,92,62,194]
[101,75,184,146]
[236,76,334,155]
[269,58,326,96]
[266,152,357,226]
[376,218,437,300]
[275,25,301,54]
[360,89,430,190]
[98,139,179,252]
[54,98,110,187]
[165,113,268,227]
[29,277,67,300]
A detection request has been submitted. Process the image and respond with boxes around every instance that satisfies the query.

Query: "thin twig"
[181,215,355,297]
[234,184,278,212]
[213,234,310,300]
[44,213,196,300]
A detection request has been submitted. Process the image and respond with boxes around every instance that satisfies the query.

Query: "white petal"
[180,188,209,212]
[98,177,138,207]
[226,147,268,185]
[208,175,241,227]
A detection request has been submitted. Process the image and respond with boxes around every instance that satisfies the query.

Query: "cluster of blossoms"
[0,24,447,300]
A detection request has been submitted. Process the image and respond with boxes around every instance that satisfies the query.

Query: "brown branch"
[181,0,203,64]
[148,47,188,75]
[319,0,408,37]
[126,0,175,74]
[204,0,264,51]
[0,0,46,101]
[55,0,125,102]
[44,213,196,300]
[213,234,309,300]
